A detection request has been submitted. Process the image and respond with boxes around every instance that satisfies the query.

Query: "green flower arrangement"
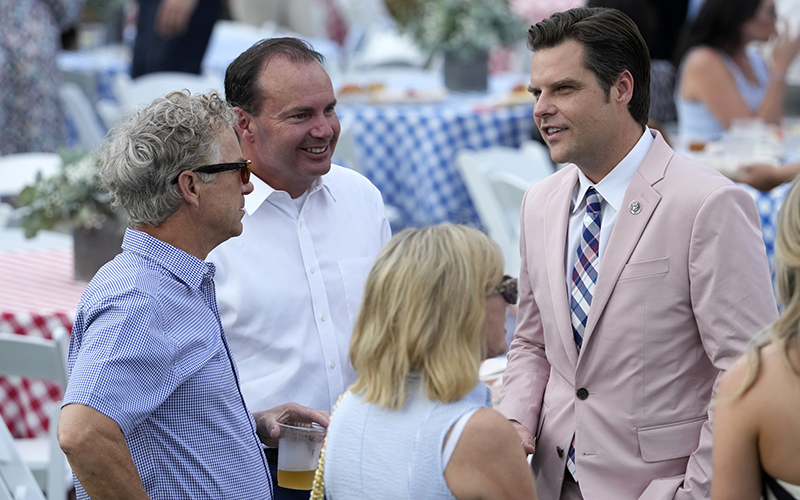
[388,0,526,61]
[82,0,126,23]
[17,150,122,238]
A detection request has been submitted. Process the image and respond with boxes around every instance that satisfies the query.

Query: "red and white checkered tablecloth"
[0,247,87,439]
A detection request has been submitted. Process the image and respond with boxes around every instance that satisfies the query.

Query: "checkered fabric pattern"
[338,98,534,227]
[570,188,602,351]
[65,228,271,499]
[567,187,602,483]
[0,248,84,439]
[742,182,788,284]
[0,317,69,439]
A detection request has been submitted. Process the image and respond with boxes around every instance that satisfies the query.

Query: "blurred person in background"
[675,0,800,143]
[586,0,678,133]
[674,0,800,190]
[711,174,800,500]
[227,0,349,45]
[131,0,220,77]
[323,223,538,500]
[0,0,83,154]
[510,0,587,25]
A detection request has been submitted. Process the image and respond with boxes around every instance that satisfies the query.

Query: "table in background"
[57,45,132,103]
[0,229,86,439]
[742,182,790,280]
[338,94,534,227]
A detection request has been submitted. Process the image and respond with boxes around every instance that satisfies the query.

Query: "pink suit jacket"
[497,131,778,499]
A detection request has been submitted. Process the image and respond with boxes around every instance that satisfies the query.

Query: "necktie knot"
[585,188,602,216]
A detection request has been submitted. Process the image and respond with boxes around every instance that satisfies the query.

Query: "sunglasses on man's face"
[172,159,251,184]
[492,275,518,305]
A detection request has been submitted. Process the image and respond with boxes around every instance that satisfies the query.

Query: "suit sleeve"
[672,184,778,500]
[496,186,553,434]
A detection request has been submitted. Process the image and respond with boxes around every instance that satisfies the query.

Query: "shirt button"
[321,314,326,321]
[310,267,315,274]
[330,362,336,369]
[576,388,589,400]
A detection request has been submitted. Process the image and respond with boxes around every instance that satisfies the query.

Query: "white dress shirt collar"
[244,171,336,216]
[572,127,654,213]
[565,127,654,289]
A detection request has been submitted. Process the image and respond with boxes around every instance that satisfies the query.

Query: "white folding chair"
[519,139,557,176]
[334,115,405,228]
[0,153,62,201]
[345,23,428,71]
[59,82,106,152]
[0,328,71,500]
[456,145,555,276]
[102,71,225,125]
[0,419,46,500]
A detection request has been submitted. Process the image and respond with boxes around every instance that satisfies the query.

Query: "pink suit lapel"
[543,168,581,368]
[578,131,671,355]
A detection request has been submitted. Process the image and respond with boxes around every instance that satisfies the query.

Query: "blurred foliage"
[386,0,526,60]
[82,0,126,22]
[17,149,122,238]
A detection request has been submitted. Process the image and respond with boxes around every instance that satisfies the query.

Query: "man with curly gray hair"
[57,91,329,500]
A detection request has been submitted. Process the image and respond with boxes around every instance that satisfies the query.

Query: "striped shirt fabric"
[63,228,272,500]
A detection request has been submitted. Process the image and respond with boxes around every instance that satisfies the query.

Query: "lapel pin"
[629,200,642,215]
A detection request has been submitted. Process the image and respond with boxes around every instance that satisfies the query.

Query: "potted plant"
[386,0,525,91]
[17,150,125,281]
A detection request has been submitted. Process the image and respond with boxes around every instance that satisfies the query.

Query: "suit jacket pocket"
[619,257,669,281]
[637,415,706,463]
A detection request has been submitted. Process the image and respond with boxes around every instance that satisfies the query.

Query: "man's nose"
[310,114,335,139]
[533,94,555,119]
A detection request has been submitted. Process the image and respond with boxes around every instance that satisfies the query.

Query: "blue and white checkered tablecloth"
[58,46,132,103]
[338,97,534,228]
[741,182,790,283]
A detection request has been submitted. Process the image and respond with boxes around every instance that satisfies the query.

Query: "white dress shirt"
[208,165,391,412]
[565,128,654,291]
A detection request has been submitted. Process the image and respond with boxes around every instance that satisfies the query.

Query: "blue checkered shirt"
[64,228,272,499]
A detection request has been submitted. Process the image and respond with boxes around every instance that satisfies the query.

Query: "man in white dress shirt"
[208,37,391,499]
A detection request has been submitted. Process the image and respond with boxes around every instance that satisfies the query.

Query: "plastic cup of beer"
[276,422,326,490]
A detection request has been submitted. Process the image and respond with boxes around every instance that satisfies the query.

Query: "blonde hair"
[349,224,504,409]
[738,177,800,396]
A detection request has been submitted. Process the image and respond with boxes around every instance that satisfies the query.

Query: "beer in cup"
[276,422,326,490]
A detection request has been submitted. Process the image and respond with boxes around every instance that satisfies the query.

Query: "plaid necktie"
[570,187,602,351]
[566,187,602,482]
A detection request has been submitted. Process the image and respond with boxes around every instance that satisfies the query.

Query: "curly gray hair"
[99,90,237,227]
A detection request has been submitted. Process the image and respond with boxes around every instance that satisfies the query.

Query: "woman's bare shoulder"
[683,46,727,73]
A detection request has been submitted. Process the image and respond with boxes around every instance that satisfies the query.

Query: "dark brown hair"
[225,37,324,115]
[528,7,651,127]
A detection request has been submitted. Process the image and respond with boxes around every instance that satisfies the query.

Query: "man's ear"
[234,107,256,144]
[612,70,634,107]
[176,171,202,208]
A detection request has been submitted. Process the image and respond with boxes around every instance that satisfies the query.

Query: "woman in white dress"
[323,224,537,500]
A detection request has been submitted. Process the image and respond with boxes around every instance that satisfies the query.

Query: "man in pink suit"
[497,7,778,500]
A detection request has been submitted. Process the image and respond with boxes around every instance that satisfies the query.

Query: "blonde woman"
[324,224,537,500]
[711,176,800,500]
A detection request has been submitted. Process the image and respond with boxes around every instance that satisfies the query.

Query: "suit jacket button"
[556,446,564,458]
[576,388,589,400]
